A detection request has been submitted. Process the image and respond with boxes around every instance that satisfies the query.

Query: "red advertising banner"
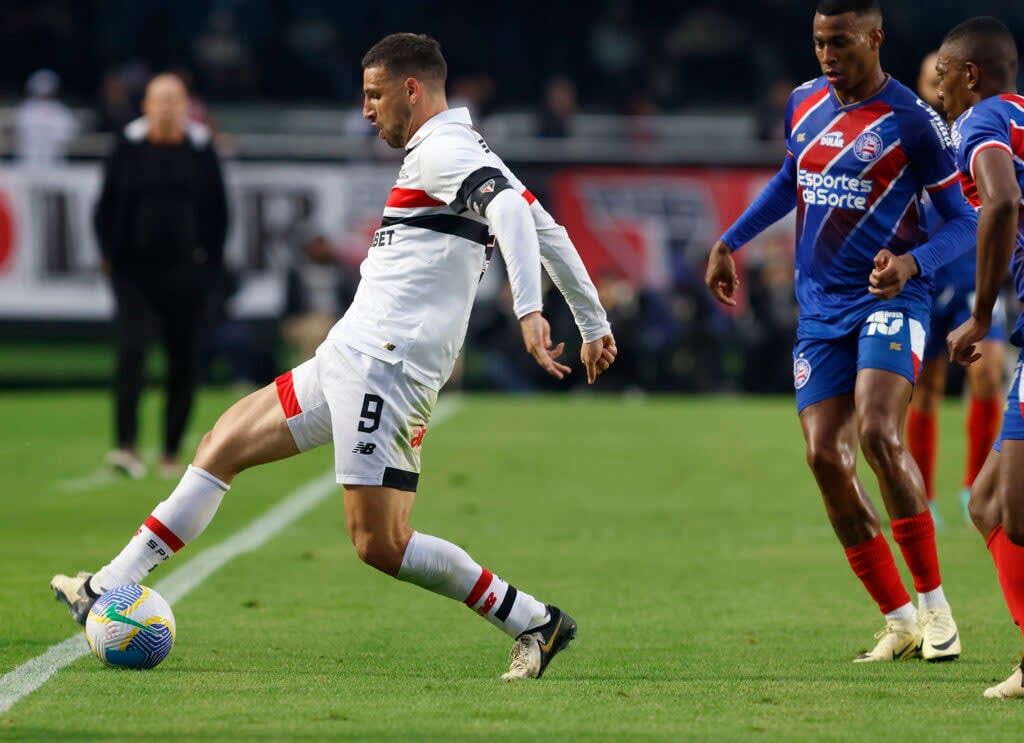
[550,167,795,311]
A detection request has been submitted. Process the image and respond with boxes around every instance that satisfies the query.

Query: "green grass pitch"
[3,390,1024,740]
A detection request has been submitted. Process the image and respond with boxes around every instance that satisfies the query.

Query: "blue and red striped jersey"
[952,92,1024,344]
[722,75,976,340]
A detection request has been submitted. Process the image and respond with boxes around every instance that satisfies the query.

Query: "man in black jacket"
[95,73,229,479]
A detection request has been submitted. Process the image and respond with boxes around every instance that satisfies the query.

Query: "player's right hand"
[519,311,572,380]
[868,249,918,299]
[705,240,739,306]
[947,314,991,367]
[581,333,617,385]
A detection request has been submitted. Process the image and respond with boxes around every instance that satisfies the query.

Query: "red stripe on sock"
[143,515,185,553]
[464,568,493,607]
[907,408,937,502]
[966,396,1001,486]
[845,534,911,614]
[275,371,302,418]
[988,525,1024,634]
[891,510,942,593]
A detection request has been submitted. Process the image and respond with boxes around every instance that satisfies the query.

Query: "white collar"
[405,107,472,151]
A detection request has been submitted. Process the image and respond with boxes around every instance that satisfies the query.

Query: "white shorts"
[274,340,437,491]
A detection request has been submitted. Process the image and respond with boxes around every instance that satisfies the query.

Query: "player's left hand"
[581,333,617,385]
[519,311,572,380]
[947,314,991,367]
[868,249,919,299]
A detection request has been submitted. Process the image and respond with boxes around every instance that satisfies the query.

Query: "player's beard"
[383,106,412,149]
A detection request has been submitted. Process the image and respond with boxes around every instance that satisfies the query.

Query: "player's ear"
[965,61,979,91]
[404,77,418,104]
[869,26,884,51]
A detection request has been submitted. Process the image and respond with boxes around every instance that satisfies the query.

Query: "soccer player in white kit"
[51,33,617,681]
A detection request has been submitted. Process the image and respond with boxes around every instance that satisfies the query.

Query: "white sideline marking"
[0,399,459,715]
[56,469,119,493]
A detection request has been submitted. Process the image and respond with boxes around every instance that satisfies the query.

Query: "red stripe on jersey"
[386,188,444,208]
[959,173,982,208]
[814,144,908,251]
[797,102,892,172]
[522,189,537,204]
[464,568,493,607]
[275,371,303,418]
[790,86,829,133]
[144,516,185,552]
[1011,122,1024,159]
[1000,93,1024,111]
[860,142,908,201]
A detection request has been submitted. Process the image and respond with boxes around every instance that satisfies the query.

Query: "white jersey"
[331,107,610,390]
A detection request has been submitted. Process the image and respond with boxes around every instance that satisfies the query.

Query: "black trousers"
[110,272,207,458]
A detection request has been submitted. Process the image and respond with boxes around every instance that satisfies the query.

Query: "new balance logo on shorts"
[352,442,377,455]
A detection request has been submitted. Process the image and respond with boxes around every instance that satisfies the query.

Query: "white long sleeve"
[487,189,543,319]
[530,202,611,342]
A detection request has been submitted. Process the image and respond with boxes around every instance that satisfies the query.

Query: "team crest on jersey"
[853,131,883,162]
[793,357,812,390]
[820,132,845,148]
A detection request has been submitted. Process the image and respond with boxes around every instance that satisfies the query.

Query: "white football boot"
[853,615,922,662]
[50,571,101,625]
[501,605,577,680]
[984,663,1024,699]
[919,606,961,661]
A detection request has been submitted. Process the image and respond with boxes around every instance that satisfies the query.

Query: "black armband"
[452,166,513,216]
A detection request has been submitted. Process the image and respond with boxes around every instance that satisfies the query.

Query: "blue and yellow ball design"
[85,584,176,669]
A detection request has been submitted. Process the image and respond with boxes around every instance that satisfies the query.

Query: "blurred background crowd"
[0,0,1021,395]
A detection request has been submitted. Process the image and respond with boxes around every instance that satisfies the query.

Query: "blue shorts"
[793,309,928,413]
[994,351,1024,453]
[923,286,1006,361]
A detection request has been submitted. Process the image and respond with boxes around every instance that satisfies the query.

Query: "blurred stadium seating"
[0,0,1019,392]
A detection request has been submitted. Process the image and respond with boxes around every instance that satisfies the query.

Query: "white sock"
[918,585,949,611]
[885,602,916,622]
[93,466,229,592]
[397,531,548,636]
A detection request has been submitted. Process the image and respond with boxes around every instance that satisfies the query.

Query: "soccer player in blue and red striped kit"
[943,16,1024,698]
[706,0,976,662]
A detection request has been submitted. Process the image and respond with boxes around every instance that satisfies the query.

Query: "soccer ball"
[85,584,176,669]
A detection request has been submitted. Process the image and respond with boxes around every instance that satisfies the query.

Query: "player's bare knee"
[967,488,997,535]
[351,529,406,575]
[805,440,851,479]
[857,422,900,468]
[194,423,248,477]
